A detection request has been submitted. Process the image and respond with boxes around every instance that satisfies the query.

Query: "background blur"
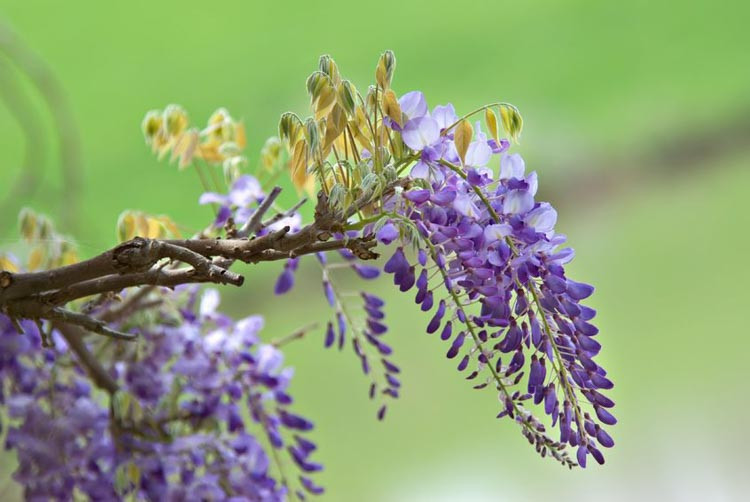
[1,1,749,500]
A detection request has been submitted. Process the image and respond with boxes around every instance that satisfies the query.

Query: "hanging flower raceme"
[374,93,613,467]
[0,286,323,500]
[269,52,614,468]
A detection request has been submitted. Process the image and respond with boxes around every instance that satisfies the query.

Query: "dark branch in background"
[0,56,47,224]
[541,107,750,211]
[0,19,83,232]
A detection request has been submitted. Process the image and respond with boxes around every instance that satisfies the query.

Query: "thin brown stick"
[55,323,119,394]
[237,186,282,237]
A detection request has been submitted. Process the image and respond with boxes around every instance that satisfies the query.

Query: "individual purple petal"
[300,476,325,495]
[274,269,294,295]
[336,312,346,350]
[596,427,615,448]
[279,410,314,431]
[352,264,380,279]
[399,91,428,119]
[409,160,432,180]
[465,141,492,167]
[525,203,557,234]
[402,117,440,151]
[367,319,388,335]
[453,192,480,218]
[382,359,401,374]
[566,280,595,300]
[404,189,431,204]
[446,333,465,359]
[589,445,605,465]
[213,205,232,227]
[503,189,534,215]
[416,268,429,292]
[323,280,335,306]
[288,446,323,472]
[488,138,510,154]
[528,356,546,390]
[576,445,588,468]
[384,247,409,276]
[365,305,385,320]
[595,406,617,425]
[361,292,385,308]
[457,354,470,372]
[432,103,457,130]
[324,322,335,348]
[500,153,525,179]
[229,175,264,207]
[430,190,457,208]
[544,385,558,415]
[377,405,387,421]
[376,222,399,244]
[440,321,453,341]
[484,223,513,243]
[198,192,228,205]
[420,290,434,311]
[425,300,446,334]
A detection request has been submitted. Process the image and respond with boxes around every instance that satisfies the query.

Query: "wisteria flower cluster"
[0,285,322,500]
[0,50,614,500]
[273,52,615,467]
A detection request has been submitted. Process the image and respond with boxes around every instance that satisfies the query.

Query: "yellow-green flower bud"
[141,110,163,143]
[163,104,188,137]
[375,50,396,89]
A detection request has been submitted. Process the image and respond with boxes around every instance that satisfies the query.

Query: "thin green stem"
[343,213,384,232]
[205,159,223,192]
[192,163,218,217]
[442,102,520,136]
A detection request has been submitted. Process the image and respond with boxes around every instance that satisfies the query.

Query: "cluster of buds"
[278,52,407,202]
[115,210,181,242]
[11,207,79,271]
[141,105,247,182]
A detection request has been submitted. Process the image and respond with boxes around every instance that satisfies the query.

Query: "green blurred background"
[1,1,749,500]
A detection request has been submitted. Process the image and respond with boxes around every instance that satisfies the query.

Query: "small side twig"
[261,197,308,229]
[55,323,119,393]
[97,286,155,323]
[48,307,137,341]
[271,322,320,348]
[237,186,282,238]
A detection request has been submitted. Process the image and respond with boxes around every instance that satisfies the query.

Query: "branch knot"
[112,237,159,273]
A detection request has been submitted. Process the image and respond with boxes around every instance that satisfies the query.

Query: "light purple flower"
[484,223,513,243]
[526,202,557,234]
[500,153,525,179]
[398,91,428,120]
[376,222,399,244]
[503,189,535,214]
[432,104,457,130]
[402,117,440,151]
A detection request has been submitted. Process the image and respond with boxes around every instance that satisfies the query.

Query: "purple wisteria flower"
[378,91,615,467]
[0,286,323,499]
[200,174,301,231]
